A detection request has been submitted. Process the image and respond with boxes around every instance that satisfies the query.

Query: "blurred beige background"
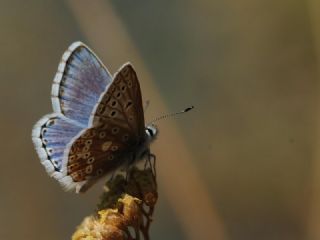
[1,0,320,239]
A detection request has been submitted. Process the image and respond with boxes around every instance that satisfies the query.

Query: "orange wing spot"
[70,172,80,181]
[82,129,96,138]
[68,162,80,173]
[71,170,86,181]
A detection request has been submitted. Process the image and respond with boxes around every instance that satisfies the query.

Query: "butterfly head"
[145,124,158,142]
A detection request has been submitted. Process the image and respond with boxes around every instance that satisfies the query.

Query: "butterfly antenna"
[148,106,194,125]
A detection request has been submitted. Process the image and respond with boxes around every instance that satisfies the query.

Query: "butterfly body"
[32,42,157,193]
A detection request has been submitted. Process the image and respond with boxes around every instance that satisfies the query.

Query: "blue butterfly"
[32,42,157,193]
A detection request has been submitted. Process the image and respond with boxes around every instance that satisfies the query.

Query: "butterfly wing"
[51,42,112,127]
[90,63,145,136]
[63,63,146,192]
[33,42,113,190]
[32,114,83,177]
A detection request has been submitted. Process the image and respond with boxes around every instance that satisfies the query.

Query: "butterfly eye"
[121,85,126,92]
[128,115,134,121]
[108,155,114,160]
[83,152,90,159]
[87,157,95,164]
[69,155,76,162]
[127,80,132,88]
[47,148,53,155]
[42,138,48,144]
[116,92,121,98]
[85,140,93,145]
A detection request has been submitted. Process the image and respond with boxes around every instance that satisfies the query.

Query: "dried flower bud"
[72,215,125,240]
[99,209,126,230]
[118,194,142,226]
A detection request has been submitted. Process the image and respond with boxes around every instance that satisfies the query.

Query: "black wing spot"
[122,134,129,142]
[110,110,117,117]
[96,169,103,176]
[87,157,95,164]
[126,101,132,109]
[99,132,106,139]
[112,127,119,134]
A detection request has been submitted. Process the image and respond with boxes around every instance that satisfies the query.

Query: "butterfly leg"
[149,153,157,179]
[125,153,136,181]
[144,151,156,179]
[143,149,151,169]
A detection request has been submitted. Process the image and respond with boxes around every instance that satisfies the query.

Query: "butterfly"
[32,42,158,193]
